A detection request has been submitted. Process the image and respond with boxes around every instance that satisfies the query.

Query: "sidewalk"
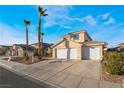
[0,58,123,88]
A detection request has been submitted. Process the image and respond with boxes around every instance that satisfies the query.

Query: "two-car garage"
[56,46,102,60]
[52,38,105,60]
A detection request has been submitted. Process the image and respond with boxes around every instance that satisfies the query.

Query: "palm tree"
[38,6,48,59]
[24,19,30,51]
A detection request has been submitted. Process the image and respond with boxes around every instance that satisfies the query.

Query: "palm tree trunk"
[26,26,28,51]
[38,18,41,59]
[41,32,43,57]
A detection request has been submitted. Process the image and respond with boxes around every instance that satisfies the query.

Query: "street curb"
[0,61,59,88]
[0,62,13,69]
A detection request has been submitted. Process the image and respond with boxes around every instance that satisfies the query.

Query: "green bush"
[103,52,124,75]
[23,51,29,60]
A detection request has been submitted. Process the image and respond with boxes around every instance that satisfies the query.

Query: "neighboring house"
[0,45,12,56]
[117,42,124,51]
[11,44,35,57]
[31,43,52,56]
[107,47,117,52]
[107,43,124,52]
[51,30,107,60]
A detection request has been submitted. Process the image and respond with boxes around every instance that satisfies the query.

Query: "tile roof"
[62,30,86,37]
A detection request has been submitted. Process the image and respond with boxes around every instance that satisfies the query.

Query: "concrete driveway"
[17,59,101,88]
[0,58,122,88]
[44,60,101,88]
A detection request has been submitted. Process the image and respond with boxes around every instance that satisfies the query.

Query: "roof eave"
[83,42,108,46]
[51,39,65,49]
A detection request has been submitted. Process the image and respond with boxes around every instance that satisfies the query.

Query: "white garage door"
[69,49,77,59]
[83,46,101,60]
[56,48,77,59]
[57,48,68,59]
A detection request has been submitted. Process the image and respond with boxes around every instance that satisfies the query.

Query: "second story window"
[85,40,88,42]
[73,34,79,40]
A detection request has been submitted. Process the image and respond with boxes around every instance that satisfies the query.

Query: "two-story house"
[51,30,107,60]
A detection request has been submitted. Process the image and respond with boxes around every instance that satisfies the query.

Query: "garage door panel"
[69,49,77,59]
[57,49,67,59]
[56,48,77,59]
[83,46,101,60]
[90,47,100,60]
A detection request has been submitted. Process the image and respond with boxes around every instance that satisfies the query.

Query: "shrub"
[103,51,124,75]
[23,51,29,60]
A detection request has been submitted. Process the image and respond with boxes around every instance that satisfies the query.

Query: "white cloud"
[68,15,97,26]
[0,22,24,45]
[42,6,72,28]
[102,13,110,20]
[0,22,37,45]
[99,13,110,20]
[103,17,115,25]
[63,26,72,29]
[84,15,97,26]
[91,25,124,47]
[69,17,84,22]
[97,12,116,25]
[68,13,115,26]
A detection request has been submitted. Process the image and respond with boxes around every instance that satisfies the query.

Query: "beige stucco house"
[51,30,107,60]
[11,44,35,57]
[0,45,11,56]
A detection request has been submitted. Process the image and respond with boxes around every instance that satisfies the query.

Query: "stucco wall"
[61,33,85,42]
[17,48,23,57]
[52,40,82,59]
[61,32,92,43]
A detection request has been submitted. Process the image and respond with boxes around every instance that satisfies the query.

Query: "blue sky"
[0,5,124,47]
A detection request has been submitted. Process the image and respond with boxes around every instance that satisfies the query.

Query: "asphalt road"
[0,66,43,88]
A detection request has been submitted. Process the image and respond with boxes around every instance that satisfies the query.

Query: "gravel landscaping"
[102,64,124,84]
[2,57,52,65]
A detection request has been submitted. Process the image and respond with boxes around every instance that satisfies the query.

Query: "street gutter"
[0,60,59,88]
